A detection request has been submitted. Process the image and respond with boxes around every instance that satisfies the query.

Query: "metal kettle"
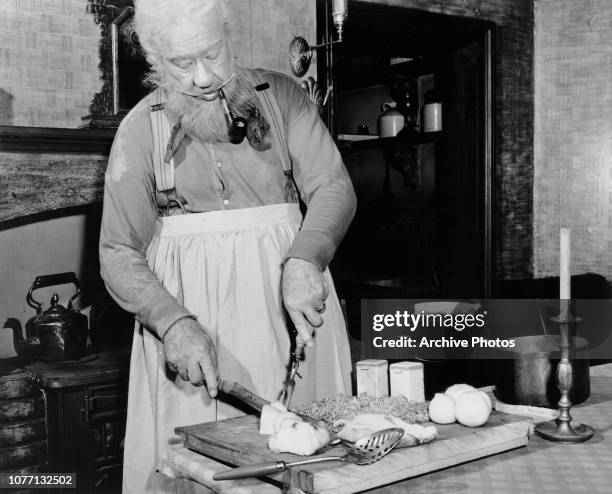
[4,272,88,362]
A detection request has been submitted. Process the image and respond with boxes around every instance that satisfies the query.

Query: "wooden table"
[158,364,612,494]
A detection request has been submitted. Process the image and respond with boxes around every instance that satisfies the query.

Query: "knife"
[217,378,326,426]
[217,378,270,412]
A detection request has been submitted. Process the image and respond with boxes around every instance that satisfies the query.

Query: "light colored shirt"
[99,69,356,339]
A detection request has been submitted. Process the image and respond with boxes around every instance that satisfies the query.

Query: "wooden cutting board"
[176,411,531,494]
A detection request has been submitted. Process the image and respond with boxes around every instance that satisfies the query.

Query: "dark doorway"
[319,1,494,306]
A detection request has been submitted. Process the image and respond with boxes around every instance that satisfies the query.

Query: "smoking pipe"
[218,88,247,144]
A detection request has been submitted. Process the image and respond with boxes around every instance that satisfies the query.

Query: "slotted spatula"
[213,427,404,481]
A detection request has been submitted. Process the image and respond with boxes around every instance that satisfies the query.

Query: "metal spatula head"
[213,428,405,481]
[347,427,405,465]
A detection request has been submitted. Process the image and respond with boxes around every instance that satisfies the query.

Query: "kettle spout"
[3,318,40,356]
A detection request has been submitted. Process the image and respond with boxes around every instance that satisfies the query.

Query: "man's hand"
[282,258,329,348]
[163,317,219,397]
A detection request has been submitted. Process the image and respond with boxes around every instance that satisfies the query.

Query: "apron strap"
[247,71,301,205]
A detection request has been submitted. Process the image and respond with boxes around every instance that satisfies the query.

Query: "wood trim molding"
[0,126,116,155]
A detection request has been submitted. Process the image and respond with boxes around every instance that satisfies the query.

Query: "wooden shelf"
[338,131,441,152]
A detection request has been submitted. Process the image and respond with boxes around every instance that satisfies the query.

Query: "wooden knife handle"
[213,461,287,481]
[217,379,270,412]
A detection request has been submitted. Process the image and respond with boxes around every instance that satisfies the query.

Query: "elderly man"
[99,0,356,491]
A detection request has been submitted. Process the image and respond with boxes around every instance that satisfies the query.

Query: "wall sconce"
[289,0,348,77]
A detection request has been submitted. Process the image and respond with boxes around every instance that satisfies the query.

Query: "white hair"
[134,0,234,66]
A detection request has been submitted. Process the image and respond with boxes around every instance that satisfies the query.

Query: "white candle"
[560,228,571,300]
[332,0,348,15]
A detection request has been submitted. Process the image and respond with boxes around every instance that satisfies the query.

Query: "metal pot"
[494,335,590,408]
[4,272,88,362]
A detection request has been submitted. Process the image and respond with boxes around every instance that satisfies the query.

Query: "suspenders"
[148,71,300,213]
[150,90,175,193]
[247,72,300,204]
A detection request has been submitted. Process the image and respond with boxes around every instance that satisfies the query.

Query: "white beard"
[162,66,257,143]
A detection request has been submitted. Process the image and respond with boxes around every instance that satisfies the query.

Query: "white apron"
[122,203,352,493]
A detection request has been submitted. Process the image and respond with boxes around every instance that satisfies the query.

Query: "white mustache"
[175,72,236,100]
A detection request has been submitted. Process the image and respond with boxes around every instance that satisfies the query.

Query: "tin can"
[390,361,425,402]
[356,359,389,397]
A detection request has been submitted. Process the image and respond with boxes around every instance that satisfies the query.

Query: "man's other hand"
[282,258,329,348]
[163,317,219,397]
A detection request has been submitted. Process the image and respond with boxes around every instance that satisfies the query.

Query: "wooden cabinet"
[24,349,130,493]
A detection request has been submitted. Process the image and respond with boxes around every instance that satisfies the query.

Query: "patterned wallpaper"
[0,0,314,128]
[229,0,316,77]
[0,0,102,127]
[533,0,612,280]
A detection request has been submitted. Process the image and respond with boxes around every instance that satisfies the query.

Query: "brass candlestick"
[534,301,594,442]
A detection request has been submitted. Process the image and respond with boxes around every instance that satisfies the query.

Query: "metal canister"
[390,361,425,402]
[356,359,389,397]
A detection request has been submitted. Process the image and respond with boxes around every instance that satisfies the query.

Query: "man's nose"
[193,59,215,89]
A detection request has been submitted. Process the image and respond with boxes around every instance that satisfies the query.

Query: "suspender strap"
[248,71,292,174]
[149,89,175,193]
[148,73,300,206]
[247,71,300,204]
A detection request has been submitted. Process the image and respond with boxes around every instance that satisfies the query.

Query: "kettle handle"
[26,272,81,314]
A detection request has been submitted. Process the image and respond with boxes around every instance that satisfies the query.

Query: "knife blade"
[217,377,327,426]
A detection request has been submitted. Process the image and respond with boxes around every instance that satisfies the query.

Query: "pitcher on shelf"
[379,101,405,138]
